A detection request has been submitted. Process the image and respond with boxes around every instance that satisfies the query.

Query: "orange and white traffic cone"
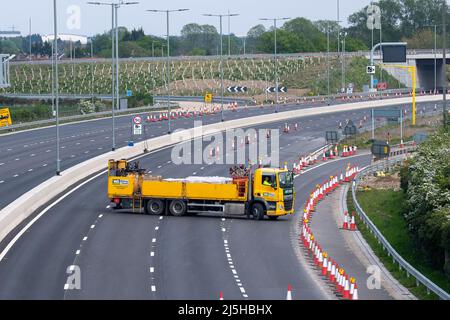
[322,252,328,276]
[286,284,293,300]
[343,212,349,230]
[349,277,356,299]
[343,276,350,299]
[352,283,359,300]
[350,214,356,231]
[330,261,336,282]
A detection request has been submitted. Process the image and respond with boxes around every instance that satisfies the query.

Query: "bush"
[127,92,153,108]
[404,128,450,274]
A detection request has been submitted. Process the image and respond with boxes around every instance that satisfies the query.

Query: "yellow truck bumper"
[266,202,295,217]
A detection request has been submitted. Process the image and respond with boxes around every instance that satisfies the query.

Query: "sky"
[0,0,373,38]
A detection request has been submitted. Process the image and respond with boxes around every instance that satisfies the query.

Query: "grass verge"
[347,188,450,300]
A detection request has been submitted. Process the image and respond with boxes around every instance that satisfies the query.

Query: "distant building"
[42,34,88,45]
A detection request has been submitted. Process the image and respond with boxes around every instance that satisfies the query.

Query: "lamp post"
[204,13,239,121]
[148,9,190,134]
[259,17,290,113]
[53,0,61,176]
[442,0,448,128]
[87,1,138,150]
[340,31,347,93]
[424,24,443,94]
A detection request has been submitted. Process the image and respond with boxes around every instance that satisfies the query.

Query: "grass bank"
[347,187,450,299]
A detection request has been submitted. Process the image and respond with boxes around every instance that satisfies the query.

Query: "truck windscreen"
[279,172,293,189]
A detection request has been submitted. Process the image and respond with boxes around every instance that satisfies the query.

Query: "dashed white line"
[151,285,156,292]
[150,267,155,273]
[75,250,80,255]
[150,251,155,257]
[90,225,95,229]
[83,237,88,241]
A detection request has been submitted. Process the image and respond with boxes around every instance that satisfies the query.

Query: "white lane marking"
[13,174,18,178]
[28,169,33,172]
[64,284,70,290]
[83,237,88,241]
[152,238,156,243]
[15,158,20,161]
[0,163,4,166]
[192,172,197,175]
[106,205,111,209]
[90,224,95,229]
[239,287,246,293]
[150,251,155,257]
[157,165,162,169]
[155,226,159,231]
[159,216,163,220]
[43,164,48,167]
[30,154,35,157]
[0,181,4,184]
[46,150,51,153]
[75,250,80,255]
[0,143,186,263]
[98,214,103,218]
[151,285,156,292]
[150,267,154,273]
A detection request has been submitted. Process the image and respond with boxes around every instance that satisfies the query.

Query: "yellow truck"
[107,160,295,220]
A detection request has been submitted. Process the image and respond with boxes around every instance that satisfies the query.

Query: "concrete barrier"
[0,94,446,243]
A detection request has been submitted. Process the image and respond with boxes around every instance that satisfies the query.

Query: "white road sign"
[133,124,143,135]
[133,116,142,125]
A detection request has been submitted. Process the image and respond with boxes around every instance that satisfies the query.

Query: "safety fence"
[351,158,450,300]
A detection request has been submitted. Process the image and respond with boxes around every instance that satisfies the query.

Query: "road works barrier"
[352,158,450,300]
[300,164,361,300]
[0,95,446,247]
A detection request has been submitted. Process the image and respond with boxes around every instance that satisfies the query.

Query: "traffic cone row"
[299,166,360,300]
[342,211,357,231]
[341,145,357,157]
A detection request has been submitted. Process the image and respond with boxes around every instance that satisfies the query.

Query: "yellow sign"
[0,108,12,127]
[204,93,213,103]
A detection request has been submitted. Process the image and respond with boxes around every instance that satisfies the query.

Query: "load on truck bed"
[107,160,295,220]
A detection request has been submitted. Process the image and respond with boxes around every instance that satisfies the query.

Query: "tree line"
[1,0,449,57]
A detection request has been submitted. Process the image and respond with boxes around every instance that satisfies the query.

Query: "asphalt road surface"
[0,100,436,299]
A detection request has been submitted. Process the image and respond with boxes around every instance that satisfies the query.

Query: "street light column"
[115,4,120,142]
[220,15,224,122]
[274,19,279,111]
[53,0,60,176]
[167,10,172,133]
[111,4,116,151]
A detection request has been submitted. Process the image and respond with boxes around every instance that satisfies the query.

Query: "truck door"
[259,173,277,201]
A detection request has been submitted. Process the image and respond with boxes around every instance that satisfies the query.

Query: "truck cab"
[251,168,295,220]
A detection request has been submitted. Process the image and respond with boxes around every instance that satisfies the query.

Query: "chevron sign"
[227,86,248,93]
[266,86,288,93]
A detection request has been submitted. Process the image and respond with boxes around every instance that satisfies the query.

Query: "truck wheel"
[268,216,279,220]
[169,200,187,216]
[251,203,265,220]
[146,199,164,215]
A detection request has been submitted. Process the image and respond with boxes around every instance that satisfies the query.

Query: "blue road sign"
[373,79,379,86]
[126,90,133,97]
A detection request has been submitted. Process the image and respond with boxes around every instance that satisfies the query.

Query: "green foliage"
[127,92,153,108]
[405,128,450,274]
[9,104,52,122]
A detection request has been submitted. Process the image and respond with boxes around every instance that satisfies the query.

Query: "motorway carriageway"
[0,97,440,211]
[0,103,421,299]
